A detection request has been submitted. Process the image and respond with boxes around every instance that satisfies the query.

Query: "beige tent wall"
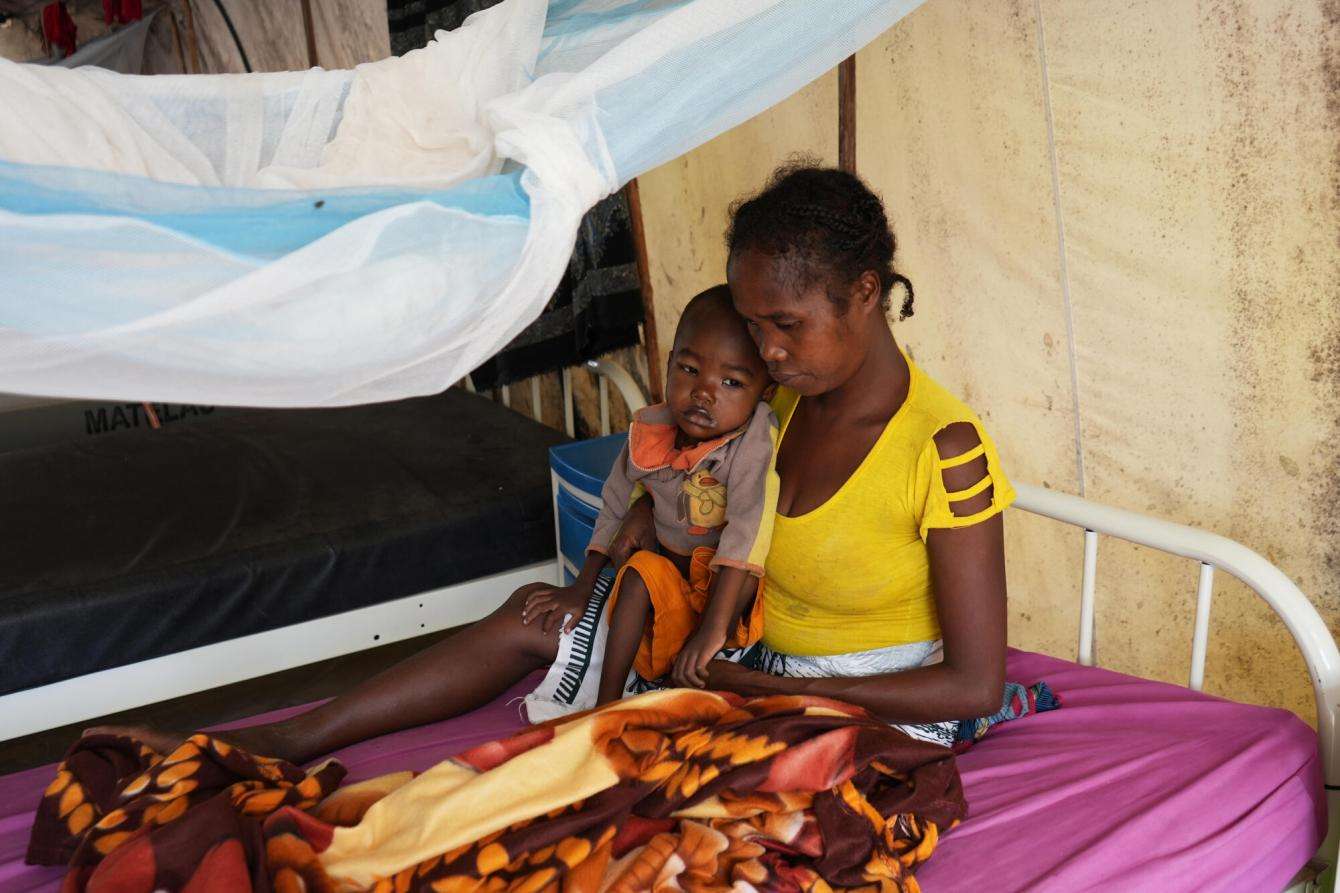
[636,71,840,365]
[637,0,1338,724]
[1029,0,1337,721]
[855,0,1087,672]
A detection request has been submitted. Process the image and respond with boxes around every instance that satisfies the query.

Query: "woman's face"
[727,249,873,397]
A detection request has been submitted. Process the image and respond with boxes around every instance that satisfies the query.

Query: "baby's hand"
[672,624,728,689]
[519,582,592,634]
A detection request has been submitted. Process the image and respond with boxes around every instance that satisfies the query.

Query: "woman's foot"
[82,723,187,756]
[82,721,309,764]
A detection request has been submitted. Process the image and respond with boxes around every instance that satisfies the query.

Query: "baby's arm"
[523,442,639,634]
[520,551,609,633]
[672,568,758,688]
[707,405,779,577]
[587,443,641,560]
[701,567,759,639]
[674,406,779,687]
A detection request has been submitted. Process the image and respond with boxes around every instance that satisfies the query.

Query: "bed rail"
[466,357,650,438]
[575,358,650,432]
[1012,482,1339,890]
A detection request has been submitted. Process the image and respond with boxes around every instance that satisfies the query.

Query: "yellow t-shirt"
[762,352,1015,656]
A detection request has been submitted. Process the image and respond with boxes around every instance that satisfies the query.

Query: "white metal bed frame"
[542,368,1340,889]
[2,361,1334,891]
[1013,483,1339,892]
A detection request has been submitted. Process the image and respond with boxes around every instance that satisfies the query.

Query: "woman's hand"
[519,582,593,634]
[606,493,657,566]
[702,659,772,695]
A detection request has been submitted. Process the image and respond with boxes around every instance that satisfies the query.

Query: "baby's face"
[665,320,771,442]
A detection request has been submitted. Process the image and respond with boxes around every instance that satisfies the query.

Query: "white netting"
[0,0,921,406]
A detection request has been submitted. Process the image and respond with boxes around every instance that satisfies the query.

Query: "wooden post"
[838,55,856,173]
[299,0,319,67]
[167,8,188,73]
[181,0,201,73]
[624,178,664,403]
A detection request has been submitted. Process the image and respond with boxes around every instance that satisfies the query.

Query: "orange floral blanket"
[30,689,965,892]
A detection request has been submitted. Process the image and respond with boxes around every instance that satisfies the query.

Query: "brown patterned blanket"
[29,689,965,892]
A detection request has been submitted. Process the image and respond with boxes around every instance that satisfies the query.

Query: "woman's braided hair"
[726,161,914,319]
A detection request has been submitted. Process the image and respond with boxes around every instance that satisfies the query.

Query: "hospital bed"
[0,360,640,741]
[0,362,1334,891]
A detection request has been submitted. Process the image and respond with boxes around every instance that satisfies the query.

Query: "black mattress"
[0,390,568,696]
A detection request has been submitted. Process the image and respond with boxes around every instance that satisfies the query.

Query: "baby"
[522,284,778,707]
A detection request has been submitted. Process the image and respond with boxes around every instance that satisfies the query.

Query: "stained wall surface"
[638,0,1338,723]
[1033,0,1338,719]
[636,71,840,368]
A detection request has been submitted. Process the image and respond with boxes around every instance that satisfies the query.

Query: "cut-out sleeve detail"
[937,443,986,469]
[916,419,1016,542]
[944,473,993,503]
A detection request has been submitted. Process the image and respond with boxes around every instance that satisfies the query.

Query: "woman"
[100,164,1010,761]
[679,164,1010,739]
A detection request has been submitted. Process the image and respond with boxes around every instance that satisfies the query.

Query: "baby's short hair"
[672,284,739,350]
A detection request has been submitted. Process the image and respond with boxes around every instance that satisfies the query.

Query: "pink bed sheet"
[1,651,1324,892]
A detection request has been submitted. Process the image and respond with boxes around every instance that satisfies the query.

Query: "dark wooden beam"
[624,178,664,403]
[182,0,202,74]
[838,55,856,173]
[167,8,188,73]
[300,0,319,67]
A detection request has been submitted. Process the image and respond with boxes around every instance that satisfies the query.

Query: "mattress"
[0,650,1324,891]
[0,390,568,695]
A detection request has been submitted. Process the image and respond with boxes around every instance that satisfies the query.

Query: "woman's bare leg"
[89,588,562,763]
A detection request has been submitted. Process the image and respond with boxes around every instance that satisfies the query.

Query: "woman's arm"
[706,514,1006,722]
[707,422,1008,723]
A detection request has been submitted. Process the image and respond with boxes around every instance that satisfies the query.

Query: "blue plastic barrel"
[549,434,626,584]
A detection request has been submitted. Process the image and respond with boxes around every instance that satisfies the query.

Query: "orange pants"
[606,548,765,681]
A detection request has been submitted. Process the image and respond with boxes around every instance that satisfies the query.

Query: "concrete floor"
[0,627,456,775]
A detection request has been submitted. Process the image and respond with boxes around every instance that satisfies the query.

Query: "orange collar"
[628,404,746,472]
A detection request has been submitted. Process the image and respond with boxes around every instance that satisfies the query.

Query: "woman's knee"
[501,586,536,615]
[487,588,562,660]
